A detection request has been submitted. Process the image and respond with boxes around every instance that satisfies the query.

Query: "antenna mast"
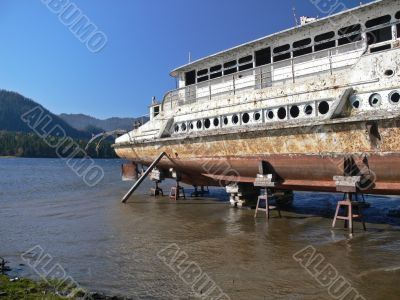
[292,3,299,26]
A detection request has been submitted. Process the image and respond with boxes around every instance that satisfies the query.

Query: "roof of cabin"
[169,0,383,77]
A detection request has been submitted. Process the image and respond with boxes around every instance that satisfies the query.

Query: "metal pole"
[121,152,167,203]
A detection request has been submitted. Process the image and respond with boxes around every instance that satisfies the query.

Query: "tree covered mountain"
[0,89,89,139]
[59,113,148,132]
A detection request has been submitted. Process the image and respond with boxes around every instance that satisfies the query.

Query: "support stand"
[169,182,186,201]
[254,189,281,219]
[332,176,367,233]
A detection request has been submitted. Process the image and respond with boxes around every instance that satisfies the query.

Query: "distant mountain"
[0,89,89,139]
[59,113,148,132]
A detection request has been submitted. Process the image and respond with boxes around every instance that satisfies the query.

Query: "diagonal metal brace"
[121,152,167,203]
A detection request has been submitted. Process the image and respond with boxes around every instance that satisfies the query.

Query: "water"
[1,158,400,299]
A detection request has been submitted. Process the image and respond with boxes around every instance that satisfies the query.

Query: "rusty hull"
[114,117,400,195]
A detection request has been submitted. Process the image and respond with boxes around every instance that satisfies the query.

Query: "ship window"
[304,105,313,115]
[293,38,311,48]
[254,112,261,121]
[338,24,362,45]
[367,27,392,45]
[273,44,290,54]
[185,70,196,86]
[314,31,336,52]
[210,72,223,79]
[210,65,222,72]
[153,105,160,118]
[232,114,239,124]
[197,69,208,76]
[398,23,400,38]
[242,113,250,124]
[224,60,237,75]
[238,55,254,71]
[289,106,300,118]
[396,11,400,19]
[224,60,237,68]
[204,119,211,129]
[239,63,253,71]
[196,120,202,129]
[255,47,271,66]
[318,101,330,115]
[197,75,209,83]
[370,44,391,53]
[273,44,291,62]
[223,116,228,125]
[267,110,274,120]
[277,107,287,120]
[239,55,253,64]
[293,38,312,57]
[181,123,187,131]
[213,118,219,127]
[365,15,391,28]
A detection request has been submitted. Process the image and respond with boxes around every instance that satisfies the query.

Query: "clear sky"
[0,0,374,119]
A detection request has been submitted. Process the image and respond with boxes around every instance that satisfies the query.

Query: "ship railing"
[162,41,367,112]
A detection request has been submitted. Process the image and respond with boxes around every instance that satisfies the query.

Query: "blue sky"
[0,0,374,119]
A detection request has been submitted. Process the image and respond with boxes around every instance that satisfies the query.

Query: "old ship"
[113,0,400,204]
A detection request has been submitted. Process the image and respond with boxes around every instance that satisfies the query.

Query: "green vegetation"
[0,131,117,159]
[0,274,88,299]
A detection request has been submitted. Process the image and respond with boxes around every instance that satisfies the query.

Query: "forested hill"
[0,90,89,139]
[0,89,116,158]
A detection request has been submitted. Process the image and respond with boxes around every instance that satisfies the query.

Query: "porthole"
[389,91,400,105]
[350,95,361,109]
[213,117,219,127]
[189,122,193,130]
[369,93,382,107]
[174,124,179,133]
[290,105,300,118]
[267,110,274,120]
[304,104,313,115]
[254,112,261,121]
[232,114,239,124]
[318,101,330,115]
[181,123,187,131]
[242,113,250,124]
[223,116,229,125]
[384,69,394,77]
[204,119,211,129]
[277,107,287,120]
[196,120,202,129]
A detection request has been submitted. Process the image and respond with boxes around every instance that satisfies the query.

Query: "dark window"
[224,68,237,75]
[338,24,362,45]
[239,55,253,64]
[365,15,391,28]
[293,38,312,57]
[315,40,336,51]
[224,60,237,68]
[210,65,222,72]
[255,47,271,66]
[197,69,208,76]
[224,60,237,75]
[239,63,253,71]
[273,44,291,62]
[153,106,160,117]
[185,70,196,86]
[398,24,400,38]
[197,75,209,83]
[314,31,336,52]
[273,44,290,54]
[293,47,312,57]
[293,38,311,48]
[367,27,392,45]
[274,53,291,62]
[370,44,391,53]
[315,31,335,42]
[210,65,222,79]
[210,72,222,79]
[396,11,400,19]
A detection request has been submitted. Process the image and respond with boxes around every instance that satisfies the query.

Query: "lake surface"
[1,158,400,299]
